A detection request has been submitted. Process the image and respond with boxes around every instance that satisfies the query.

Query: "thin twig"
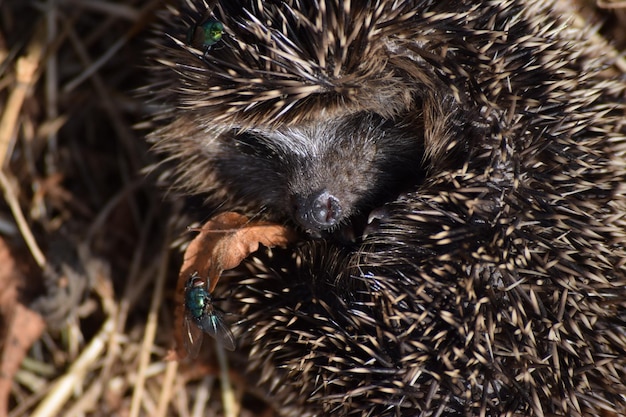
[128,224,172,417]
[191,375,215,417]
[0,25,44,168]
[597,0,626,9]
[29,317,115,417]
[45,0,59,173]
[62,0,141,20]
[216,343,237,417]
[0,170,46,267]
[155,360,178,417]
[62,0,161,93]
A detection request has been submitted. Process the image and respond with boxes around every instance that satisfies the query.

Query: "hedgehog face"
[210,112,424,235]
[147,1,463,236]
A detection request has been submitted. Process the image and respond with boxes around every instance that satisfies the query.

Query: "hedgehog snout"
[294,190,343,233]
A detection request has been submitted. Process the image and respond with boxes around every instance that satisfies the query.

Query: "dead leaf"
[172,212,296,360]
[0,238,45,416]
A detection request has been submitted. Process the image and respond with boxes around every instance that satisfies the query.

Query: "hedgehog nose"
[296,190,342,232]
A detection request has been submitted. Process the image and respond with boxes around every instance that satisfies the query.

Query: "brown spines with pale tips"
[146,0,626,415]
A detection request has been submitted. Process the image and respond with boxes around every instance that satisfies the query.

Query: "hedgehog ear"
[421,94,459,165]
[421,91,496,170]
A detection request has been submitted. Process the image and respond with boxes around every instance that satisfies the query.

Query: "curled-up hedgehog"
[146,0,626,416]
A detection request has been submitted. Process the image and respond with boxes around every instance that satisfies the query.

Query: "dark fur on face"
[214,112,428,233]
[150,110,429,235]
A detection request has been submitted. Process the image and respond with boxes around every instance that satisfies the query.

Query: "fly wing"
[183,314,204,359]
[197,311,236,351]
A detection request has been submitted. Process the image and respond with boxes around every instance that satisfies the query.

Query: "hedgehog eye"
[233,132,278,160]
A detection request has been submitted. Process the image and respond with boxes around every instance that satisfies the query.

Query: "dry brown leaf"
[0,238,45,416]
[171,212,296,360]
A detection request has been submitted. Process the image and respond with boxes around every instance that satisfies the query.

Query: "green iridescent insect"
[183,273,236,357]
[186,18,224,53]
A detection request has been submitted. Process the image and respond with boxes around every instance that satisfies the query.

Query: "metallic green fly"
[186,18,224,54]
[183,273,236,357]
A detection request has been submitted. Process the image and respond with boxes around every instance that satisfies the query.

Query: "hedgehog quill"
[146,0,626,416]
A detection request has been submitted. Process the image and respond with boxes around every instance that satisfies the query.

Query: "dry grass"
[0,0,624,416]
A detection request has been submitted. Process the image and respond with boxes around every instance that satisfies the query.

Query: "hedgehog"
[146,0,434,237]
[146,0,626,416]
